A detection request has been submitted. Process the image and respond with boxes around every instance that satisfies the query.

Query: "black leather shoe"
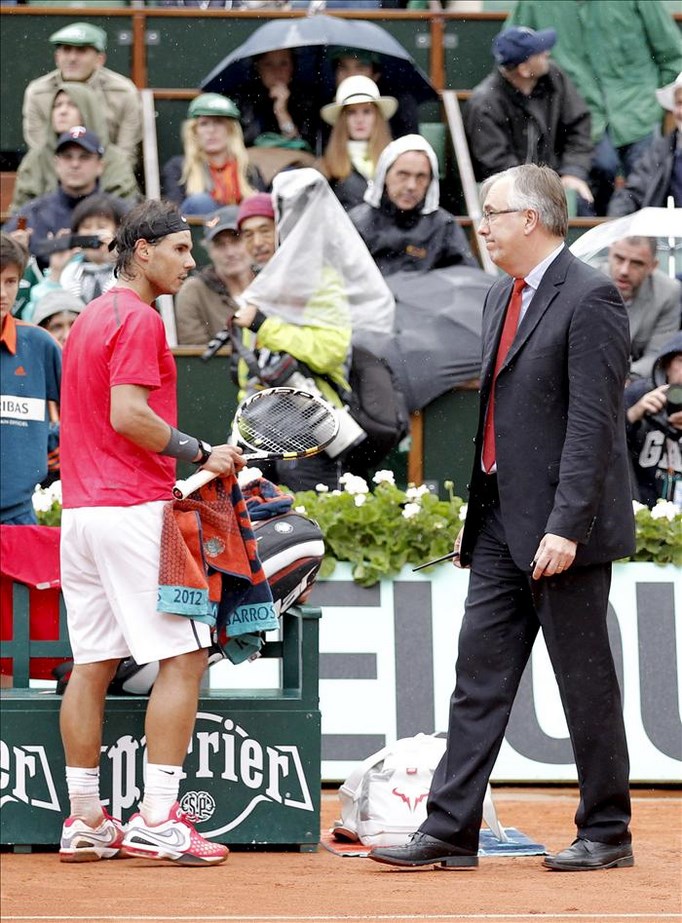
[369,832,478,869]
[543,838,634,871]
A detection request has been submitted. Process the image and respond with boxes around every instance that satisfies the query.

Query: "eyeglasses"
[479,208,525,226]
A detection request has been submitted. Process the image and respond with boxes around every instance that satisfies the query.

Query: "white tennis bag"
[331,733,506,848]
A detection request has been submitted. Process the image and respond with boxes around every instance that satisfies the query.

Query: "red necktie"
[481,278,526,474]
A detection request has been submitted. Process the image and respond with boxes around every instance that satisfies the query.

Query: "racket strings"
[237,391,337,454]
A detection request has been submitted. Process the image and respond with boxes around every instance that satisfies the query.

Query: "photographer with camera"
[625,333,682,509]
[3,127,130,271]
[231,175,395,491]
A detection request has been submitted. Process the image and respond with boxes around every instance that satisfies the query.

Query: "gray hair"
[480,164,568,238]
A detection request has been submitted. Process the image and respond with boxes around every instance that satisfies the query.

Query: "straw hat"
[321,76,397,126]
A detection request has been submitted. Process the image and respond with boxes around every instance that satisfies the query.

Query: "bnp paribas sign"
[1,705,321,848]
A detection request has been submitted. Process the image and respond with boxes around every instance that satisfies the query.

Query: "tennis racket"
[172,386,339,499]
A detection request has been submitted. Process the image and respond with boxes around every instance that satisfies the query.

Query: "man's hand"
[200,444,245,476]
[232,302,258,328]
[668,409,682,430]
[560,174,594,205]
[531,533,577,580]
[626,384,668,423]
[452,527,468,569]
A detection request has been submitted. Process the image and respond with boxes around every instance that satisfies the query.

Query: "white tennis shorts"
[60,501,211,665]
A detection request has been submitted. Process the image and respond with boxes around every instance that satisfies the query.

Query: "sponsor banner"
[0,708,318,845]
[300,562,681,783]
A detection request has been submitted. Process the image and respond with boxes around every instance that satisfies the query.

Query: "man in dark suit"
[369,164,636,873]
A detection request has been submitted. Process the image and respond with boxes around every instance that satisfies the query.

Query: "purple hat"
[492,26,557,69]
[55,126,104,157]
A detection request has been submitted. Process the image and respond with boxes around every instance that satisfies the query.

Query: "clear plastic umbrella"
[570,207,682,278]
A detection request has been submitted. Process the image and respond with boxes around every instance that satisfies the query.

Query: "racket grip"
[172,468,218,500]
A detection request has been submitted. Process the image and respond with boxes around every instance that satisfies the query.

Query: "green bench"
[0,581,322,852]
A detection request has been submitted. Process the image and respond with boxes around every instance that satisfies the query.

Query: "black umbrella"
[355,266,492,413]
[200,14,438,106]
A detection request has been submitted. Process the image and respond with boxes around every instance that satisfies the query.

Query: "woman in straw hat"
[317,75,397,211]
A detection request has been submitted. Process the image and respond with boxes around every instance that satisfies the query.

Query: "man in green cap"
[22,22,141,168]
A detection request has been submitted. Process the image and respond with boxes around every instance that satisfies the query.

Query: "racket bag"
[332,733,505,847]
[252,511,325,615]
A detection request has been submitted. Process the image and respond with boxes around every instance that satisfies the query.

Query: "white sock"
[65,766,103,825]
[140,763,183,825]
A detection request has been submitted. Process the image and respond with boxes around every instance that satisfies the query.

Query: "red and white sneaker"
[59,810,126,862]
[122,803,229,866]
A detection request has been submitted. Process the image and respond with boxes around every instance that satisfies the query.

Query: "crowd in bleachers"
[1,2,682,520]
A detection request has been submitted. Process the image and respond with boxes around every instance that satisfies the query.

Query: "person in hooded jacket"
[11,82,139,213]
[625,332,682,509]
[348,134,477,277]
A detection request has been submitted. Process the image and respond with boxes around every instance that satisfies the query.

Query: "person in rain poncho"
[349,134,477,277]
[232,169,395,491]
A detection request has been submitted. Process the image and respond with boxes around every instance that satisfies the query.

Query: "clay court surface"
[1,786,680,923]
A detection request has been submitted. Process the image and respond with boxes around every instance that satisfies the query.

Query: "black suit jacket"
[461,247,636,570]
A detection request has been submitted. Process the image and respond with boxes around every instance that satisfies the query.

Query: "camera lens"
[666,384,682,415]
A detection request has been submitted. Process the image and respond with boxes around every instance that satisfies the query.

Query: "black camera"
[666,384,682,416]
[36,234,103,258]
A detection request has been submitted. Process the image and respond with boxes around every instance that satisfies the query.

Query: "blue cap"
[55,126,104,157]
[492,26,557,69]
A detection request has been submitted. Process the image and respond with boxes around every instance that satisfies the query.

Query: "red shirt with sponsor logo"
[60,287,177,508]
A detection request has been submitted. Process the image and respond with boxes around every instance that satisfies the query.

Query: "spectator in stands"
[608,72,682,217]
[162,94,264,215]
[32,290,84,348]
[465,26,593,215]
[317,76,396,211]
[236,192,278,272]
[3,128,130,268]
[234,179,378,492]
[11,83,139,213]
[0,234,61,525]
[606,236,681,381]
[329,46,419,138]
[233,49,318,151]
[625,333,682,508]
[22,22,141,168]
[507,1,682,214]
[174,206,253,346]
[349,134,476,276]
[60,195,125,304]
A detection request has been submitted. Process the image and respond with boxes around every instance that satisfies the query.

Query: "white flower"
[340,473,369,496]
[459,503,468,522]
[354,494,366,507]
[405,484,430,501]
[402,502,421,519]
[47,479,62,504]
[632,500,647,514]
[237,466,263,487]
[650,500,678,521]
[294,505,307,514]
[315,483,330,493]
[373,470,395,486]
[32,486,53,514]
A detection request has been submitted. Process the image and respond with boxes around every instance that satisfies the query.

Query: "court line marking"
[3,914,681,921]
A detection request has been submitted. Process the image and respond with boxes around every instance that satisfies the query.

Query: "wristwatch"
[195,440,213,466]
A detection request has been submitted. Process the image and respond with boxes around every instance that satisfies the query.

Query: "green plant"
[293,471,466,587]
[628,500,682,567]
[31,481,63,528]
[33,476,682,584]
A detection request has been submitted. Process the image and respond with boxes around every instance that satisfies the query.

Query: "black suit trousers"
[421,484,631,851]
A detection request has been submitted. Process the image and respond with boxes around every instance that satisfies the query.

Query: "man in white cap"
[22,22,141,167]
[349,134,477,277]
[608,72,682,216]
